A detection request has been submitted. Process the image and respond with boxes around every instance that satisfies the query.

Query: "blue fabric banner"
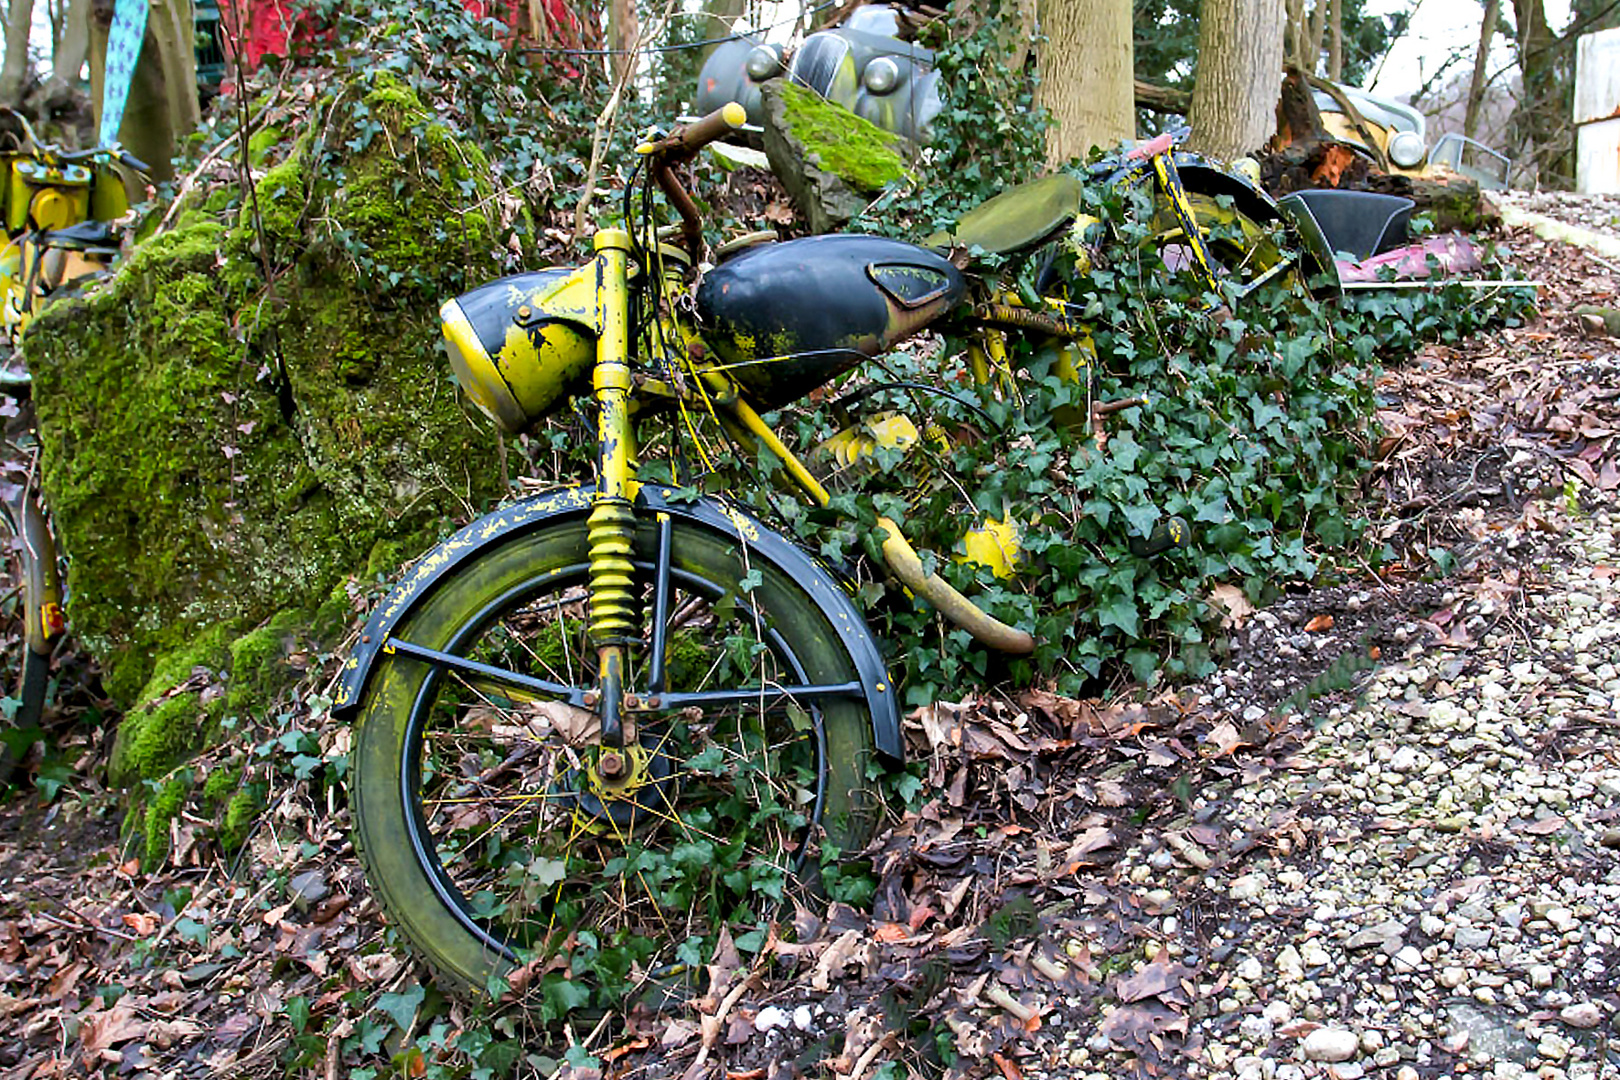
[100,0,150,147]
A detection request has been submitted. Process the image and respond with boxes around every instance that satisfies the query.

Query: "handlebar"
[49,146,150,174]
[638,103,748,257]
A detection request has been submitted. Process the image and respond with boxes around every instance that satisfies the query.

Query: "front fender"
[332,485,903,760]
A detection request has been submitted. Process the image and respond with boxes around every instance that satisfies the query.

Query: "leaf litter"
[0,209,1613,1080]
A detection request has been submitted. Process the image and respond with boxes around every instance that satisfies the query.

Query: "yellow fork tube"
[588,229,639,749]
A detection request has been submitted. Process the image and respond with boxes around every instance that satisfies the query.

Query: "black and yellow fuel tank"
[696,235,966,408]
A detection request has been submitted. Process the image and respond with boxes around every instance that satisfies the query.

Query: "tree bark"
[1037,0,1134,164]
[1284,0,1305,68]
[1326,0,1342,81]
[1187,0,1286,162]
[608,0,639,84]
[1464,0,1500,140]
[1509,0,1558,183]
[53,0,89,82]
[89,0,199,179]
[1305,0,1327,74]
[1,0,33,105]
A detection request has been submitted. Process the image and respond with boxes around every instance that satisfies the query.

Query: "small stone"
[286,870,329,907]
[1395,1068,1419,1080]
[753,1006,790,1032]
[1359,1030,1384,1053]
[1546,908,1578,933]
[1392,945,1424,973]
[1239,1013,1273,1043]
[1439,966,1469,988]
[1300,939,1331,968]
[1530,965,1556,989]
[1329,1065,1365,1080]
[1237,957,1264,981]
[1454,926,1493,951]
[1538,1032,1572,1062]
[792,1004,813,1031]
[1303,1027,1360,1063]
[1230,874,1267,902]
[1559,1003,1602,1029]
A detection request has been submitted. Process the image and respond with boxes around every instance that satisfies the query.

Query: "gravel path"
[1042,502,1620,1080]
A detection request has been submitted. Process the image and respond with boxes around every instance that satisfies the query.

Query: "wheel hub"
[564,737,678,830]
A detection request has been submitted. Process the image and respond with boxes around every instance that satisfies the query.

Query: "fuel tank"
[696,235,966,408]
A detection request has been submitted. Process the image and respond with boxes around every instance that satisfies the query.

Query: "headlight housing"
[1388,130,1425,168]
[862,57,901,95]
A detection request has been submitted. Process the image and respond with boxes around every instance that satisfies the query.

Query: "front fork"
[585,230,639,759]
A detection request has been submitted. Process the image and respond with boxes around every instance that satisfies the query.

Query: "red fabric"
[218,0,558,74]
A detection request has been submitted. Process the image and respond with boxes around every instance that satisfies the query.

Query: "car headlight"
[863,57,901,95]
[1388,130,1425,168]
[745,45,784,81]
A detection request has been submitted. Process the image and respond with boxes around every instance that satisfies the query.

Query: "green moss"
[26,70,511,750]
[226,611,304,718]
[143,777,189,868]
[201,762,242,805]
[248,125,283,163]
[777,81,906,191]
[221,787,263,852]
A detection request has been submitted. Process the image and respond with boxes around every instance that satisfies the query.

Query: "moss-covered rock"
[760,80,908,233]
[27,72,512,778]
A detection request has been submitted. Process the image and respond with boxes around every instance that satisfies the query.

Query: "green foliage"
[141,775,191,869]
[902,3,1051,236]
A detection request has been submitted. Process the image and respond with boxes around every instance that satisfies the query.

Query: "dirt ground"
[0,214,1616,1080]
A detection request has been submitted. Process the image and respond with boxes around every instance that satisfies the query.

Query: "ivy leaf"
[1097,594,1140,637]
[375,984,425,1033]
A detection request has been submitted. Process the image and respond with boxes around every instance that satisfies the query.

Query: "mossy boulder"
[760,80,908,233]
[27,72,513,782]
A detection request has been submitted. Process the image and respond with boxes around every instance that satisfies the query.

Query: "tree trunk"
[1187,0,1286,162]
[1305,0,1327,74]
[607,0,638,84]
[1326,0,1342,81]
[697,0,748,65]
[53,0,90,82]
[1037,0,1134,164]
[1464,0,1500,140]
[1509,0,1558,184]
[1284,0,1305,68]
[1,0,33,105]
[90,0,199,179]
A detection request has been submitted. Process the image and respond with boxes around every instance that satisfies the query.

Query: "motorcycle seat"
[923,173,1083,261]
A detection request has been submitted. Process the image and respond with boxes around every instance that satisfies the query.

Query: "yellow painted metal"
[440,265,598,433]
[876,515,1034,654]
[726,396,833,507]
[957,515,1023,579]
[818,412,921,471]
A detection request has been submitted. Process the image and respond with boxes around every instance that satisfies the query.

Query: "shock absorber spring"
[586,495,639,644]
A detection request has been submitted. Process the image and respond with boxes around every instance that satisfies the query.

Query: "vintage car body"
[695,5,942,144]
[1314,83,1511,189]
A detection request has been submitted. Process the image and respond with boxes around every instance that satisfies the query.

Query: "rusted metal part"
[973,303,1077,338]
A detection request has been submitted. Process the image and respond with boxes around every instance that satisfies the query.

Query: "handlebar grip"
[119,150,150,174]
[640,102,748,161]
[677,102,747,154]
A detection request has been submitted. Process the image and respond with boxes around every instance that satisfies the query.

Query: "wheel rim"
[395,549,833,975]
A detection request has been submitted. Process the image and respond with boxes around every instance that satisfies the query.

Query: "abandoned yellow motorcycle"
[335,105,1315,1006]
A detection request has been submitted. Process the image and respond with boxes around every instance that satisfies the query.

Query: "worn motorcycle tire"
[351,511,880,1006]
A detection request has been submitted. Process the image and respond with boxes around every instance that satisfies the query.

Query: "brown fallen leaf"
[1522,816,1565,835]
[1207,583,1254,628]
[1303,613,1334,632]
[1115,953,1195,1004]
[80,1006,147,1055]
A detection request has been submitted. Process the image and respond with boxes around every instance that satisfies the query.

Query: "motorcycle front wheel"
[350,511,880,1008]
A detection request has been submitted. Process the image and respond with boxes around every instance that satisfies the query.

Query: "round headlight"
[863,57,901,95]
[745,45,783,81]
[1388,130,1425,168]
